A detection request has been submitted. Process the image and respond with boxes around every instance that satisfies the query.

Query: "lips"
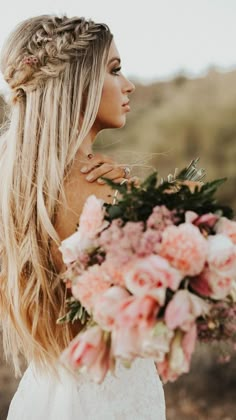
[122,101,130,107]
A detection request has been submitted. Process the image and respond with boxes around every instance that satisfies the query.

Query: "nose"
[122,75,135,95]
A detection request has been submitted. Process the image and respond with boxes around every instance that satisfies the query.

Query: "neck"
[73,122,101,167]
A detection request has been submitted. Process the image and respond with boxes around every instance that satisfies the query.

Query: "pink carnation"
[72,265,111,313]
[124,255,182,304]
[160,223,208,276]
[215,217,236,244]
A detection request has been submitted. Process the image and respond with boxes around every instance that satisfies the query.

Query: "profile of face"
[94,40,135,131]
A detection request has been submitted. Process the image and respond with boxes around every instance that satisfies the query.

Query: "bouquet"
[57,159,236,384]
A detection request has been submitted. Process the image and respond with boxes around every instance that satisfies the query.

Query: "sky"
[1,0,236,92]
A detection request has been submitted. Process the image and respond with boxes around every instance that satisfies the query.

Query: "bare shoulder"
[50,170,116,273]
[55,170,115,240]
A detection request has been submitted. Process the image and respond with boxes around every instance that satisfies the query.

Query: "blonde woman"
[0,15,166,419]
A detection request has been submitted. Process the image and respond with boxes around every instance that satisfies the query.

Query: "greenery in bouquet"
[57,159,236,384]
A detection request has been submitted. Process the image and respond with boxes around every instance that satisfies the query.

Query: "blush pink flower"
[207,234,236,276]
[165,290,210,332]
[136,229,162,257]
[146,205,176,231]
[59,230,92,265]
[215,217,236,244]
[111,326,143,360]
[160,223,208,276]
[156,324,197,383]
[100,261,126,287]
[191,267,233,300]
[72,265,111,313]
[116,295,159,329]
[79,194,109,238]
[93,286,131,331]
[111,296,162,360]
[62,325,111,383]
[185,211,219,228]
[142,321,174,362]
[124,255,182,304]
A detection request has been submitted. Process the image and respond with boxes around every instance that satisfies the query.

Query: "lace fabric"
[7,358,166,420]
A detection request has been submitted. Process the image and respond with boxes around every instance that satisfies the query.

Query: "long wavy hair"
[0,14,113,374]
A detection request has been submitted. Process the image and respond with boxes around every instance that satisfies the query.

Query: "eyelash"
[112,66,122,76]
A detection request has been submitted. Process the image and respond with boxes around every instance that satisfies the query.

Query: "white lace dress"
[7,358,166,419]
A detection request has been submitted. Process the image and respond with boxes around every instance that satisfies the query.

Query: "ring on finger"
[123,166,131,178]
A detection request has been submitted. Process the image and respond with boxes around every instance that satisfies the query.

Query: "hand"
[164,180,203,194]
[80,152,135,185]
[177,180,203,192]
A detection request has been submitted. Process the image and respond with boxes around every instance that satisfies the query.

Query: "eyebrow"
[108,57,121,65]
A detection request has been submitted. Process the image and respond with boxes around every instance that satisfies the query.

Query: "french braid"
[2,16,110,102]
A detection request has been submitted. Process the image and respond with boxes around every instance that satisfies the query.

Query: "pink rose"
[116,295,159,329]
[79,194,109,238]
[142,321,174,362]
[62,325,111,383]
[93,286,131,331]
[125,255,182,304]
[72,265,111,313]
[165,290,209,332]
[100,261,126,287]
[207,234,236,276]
[160,223,208,276]
[191,267,233,300]
[215,217,236,244]
[156,324,197,383]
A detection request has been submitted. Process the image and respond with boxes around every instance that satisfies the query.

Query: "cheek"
[96,79,125,128]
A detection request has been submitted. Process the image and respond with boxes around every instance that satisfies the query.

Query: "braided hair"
[0,15,113,374]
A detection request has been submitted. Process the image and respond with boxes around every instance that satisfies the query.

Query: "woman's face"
[94,40,135,130]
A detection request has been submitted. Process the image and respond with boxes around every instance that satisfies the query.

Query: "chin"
[109,117,127,129]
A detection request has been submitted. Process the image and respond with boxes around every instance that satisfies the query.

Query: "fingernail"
[86,174,93,181]
[97,178,105,184]
[80,166,88,173]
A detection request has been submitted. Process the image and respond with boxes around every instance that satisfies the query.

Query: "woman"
[0,15,166,419]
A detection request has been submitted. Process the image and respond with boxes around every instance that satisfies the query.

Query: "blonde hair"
[0,14,113,374]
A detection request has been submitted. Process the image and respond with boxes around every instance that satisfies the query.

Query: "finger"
[80,154,114,174]
[98,175,139,186]
[85,164,120,182]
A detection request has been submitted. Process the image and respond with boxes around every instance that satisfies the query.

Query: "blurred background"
[0,1,236,419]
